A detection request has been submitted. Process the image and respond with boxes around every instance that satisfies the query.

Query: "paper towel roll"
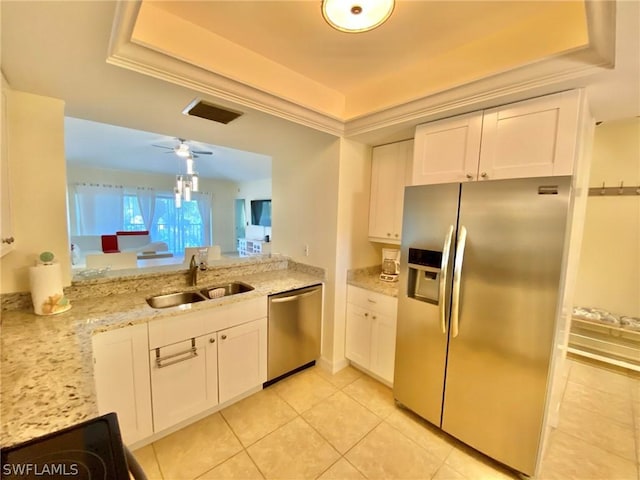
[29,263,71,315]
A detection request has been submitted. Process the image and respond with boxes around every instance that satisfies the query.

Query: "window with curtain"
[71,185,212,254]
[150,193,210,254]
[73,184,124,235]
[123,194,145,231]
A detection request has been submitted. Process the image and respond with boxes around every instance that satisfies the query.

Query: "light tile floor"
[134,357,640,479]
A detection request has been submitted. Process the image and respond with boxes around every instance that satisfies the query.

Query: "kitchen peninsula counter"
[0,257,323,447]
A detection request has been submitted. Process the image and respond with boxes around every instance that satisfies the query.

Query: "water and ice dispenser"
[407,248,443,305]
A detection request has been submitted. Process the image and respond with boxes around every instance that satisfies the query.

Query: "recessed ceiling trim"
[108,0,615,140]
[107,1,345,137]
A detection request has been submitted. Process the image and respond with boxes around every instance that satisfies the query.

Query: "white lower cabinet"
[92,296,268,444]
[92,323,153,445]
[345,286,398,384]
[218,317,267,404]
[149,334,218,432]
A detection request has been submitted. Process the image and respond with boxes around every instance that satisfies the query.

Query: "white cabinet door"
[370,312,397,384]
[345,304,372,369]
[346,286,398,384]
[478,91,579,180]
[205,332,219,408]
[92,324,152,445]
[149,336,209,432]
[218,317,267,404]
[413,112,483,185]
[369,140,413,244]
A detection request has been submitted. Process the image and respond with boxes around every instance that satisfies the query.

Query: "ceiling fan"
[152,138,213,158]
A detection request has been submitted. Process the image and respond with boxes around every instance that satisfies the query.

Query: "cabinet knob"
[465,174,474,180]
[394,233,399,238]
[481,172,488,179]
[2,237,15,244]
[386,233,391,237]
[221,334,227,340]
[372,316,377,320]
[209,338,215,343]
[364,313,369,317]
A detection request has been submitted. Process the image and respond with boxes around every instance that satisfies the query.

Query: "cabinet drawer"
[148,296,267,349]
[347,285,397,317]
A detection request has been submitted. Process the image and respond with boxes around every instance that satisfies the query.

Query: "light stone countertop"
[347,266,399,298]
[0,266,323,447]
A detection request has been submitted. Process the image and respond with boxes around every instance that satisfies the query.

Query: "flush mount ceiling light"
[321,0,395,33]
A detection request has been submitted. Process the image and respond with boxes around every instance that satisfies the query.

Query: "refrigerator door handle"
[439,225,455,334]
[451,226,468,338]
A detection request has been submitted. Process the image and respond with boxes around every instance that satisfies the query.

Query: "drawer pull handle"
[221,334,227,340]
[155,338,197,368]
[367,299,377,304]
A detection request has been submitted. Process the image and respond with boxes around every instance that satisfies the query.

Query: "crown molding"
[107,1,615,141]
[107,1,345,137]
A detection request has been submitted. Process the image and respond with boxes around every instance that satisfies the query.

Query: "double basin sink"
[146,282,254,309]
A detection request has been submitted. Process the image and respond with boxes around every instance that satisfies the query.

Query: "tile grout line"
[217,410,268,480]
[551,427,638,467]
[271,367,385,479]
[150,442,166,480]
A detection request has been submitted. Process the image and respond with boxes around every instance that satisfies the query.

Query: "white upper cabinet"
[412,90,582,185]
[368,139,413,244]
[413,112,483,185]
[478,90,579,180]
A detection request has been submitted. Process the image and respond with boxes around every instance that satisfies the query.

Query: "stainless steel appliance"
[267,284,323,383]
[394,176,571,477]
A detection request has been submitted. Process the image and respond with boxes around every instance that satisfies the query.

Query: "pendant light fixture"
[174,155,199,208]
[321,0,395,33]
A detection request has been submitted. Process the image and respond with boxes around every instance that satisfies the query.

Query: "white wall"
[328,137,380,369]
[66,165,239,253]
[1,89,70,293]
[271,129,341,365]
[0,87,378,374]
[573,117,640,316]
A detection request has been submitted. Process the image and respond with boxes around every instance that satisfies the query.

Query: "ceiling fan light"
[184,183,192,202]
[186,156,194,175]
[321,0,394,33]
[175,175,183,193]
[191,173,199,192]
[175,143,191,157]
[174,187,182,208]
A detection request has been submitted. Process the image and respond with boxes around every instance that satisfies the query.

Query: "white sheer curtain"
[194,192,212,245]
[136,188,156,231]
[74,184,124,235]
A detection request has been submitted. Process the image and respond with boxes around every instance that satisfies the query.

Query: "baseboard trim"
[317,356,349,375]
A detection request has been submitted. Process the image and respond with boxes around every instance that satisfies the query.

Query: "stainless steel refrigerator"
[394,176,572,477]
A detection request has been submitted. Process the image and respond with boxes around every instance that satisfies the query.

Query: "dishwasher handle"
[270,288,320,304]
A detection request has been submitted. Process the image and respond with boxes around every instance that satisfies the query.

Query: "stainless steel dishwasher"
[266,284,322,384]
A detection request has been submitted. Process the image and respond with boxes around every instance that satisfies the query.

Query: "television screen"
[251,199,271,226]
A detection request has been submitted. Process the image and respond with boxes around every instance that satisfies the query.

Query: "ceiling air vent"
[182,99,243,125]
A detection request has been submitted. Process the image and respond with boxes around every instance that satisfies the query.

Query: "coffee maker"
[380,248,400,282]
